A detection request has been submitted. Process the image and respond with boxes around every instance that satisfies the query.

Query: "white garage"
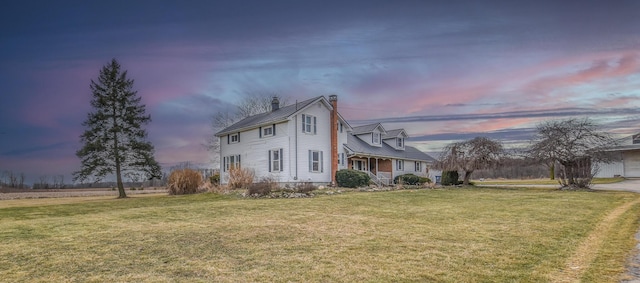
[594,145,640,178]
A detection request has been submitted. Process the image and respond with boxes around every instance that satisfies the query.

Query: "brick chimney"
[271,96,280,112]
[329,95,338,186]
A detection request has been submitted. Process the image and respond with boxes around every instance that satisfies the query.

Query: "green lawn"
[1,188,639,282]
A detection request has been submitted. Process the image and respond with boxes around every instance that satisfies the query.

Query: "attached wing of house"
[344,123,437,185]
[215,95,437,186]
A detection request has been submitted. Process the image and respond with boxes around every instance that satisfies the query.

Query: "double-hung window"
[263,127,273,137]
[397,138,404,148]
[302,114,317,134]
[309,150,323,172]
[268,149,283,172]
[415,161,421,172]
[396,160,404,171]
[223,154,241,172]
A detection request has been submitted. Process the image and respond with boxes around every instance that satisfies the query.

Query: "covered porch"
[348,155,392,186]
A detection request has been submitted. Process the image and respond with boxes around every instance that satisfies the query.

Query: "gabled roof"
[352,123,386,135]
[383,129,408,139]
[215,96,329,136]
[345,134,435,162]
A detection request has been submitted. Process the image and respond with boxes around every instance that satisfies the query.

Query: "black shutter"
[268,150,272,172]
[302,114,306,132]
[308,150,312,172]
[279,148,283,171]
[259,127,262,138]
[272,124,276,136]
[223,156,227,172]
[227,135,230,144]
[320,151,323,172]
[237,155,241,168]
[237,132,240,142]
[313,117,317,134]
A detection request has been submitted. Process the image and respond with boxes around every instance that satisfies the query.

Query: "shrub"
[420,177,431,184]
[394,174,422,185]
[229,167,254,189]
[336,169,370,188]
[441,170,459,186]
[295,182,317,193]
[247,177,278,196]
[167,168,203,195]
[209,174,220,185]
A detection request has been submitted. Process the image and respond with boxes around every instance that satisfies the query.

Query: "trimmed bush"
[336,169,370,188]
[167,168,203,195]
[441,170,459,186]
[394,174,422,185]
[420,177,431,184]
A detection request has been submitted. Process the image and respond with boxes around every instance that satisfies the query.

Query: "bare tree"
[528,118,617,189]
[437,137,504,185]
[53,175,65,189]
[207,93,288,166]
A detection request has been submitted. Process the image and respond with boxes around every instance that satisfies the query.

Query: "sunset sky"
[1,0,640,184]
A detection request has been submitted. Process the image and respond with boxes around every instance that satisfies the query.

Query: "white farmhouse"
[215,95,437,186]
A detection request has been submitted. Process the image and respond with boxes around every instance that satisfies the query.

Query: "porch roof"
[345,134,435,163]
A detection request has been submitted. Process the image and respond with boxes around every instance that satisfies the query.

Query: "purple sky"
[1,1,640,184]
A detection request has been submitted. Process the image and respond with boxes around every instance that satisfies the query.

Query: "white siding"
[287,101,333,183]
[623,150,640,177]
[220,122,291,184]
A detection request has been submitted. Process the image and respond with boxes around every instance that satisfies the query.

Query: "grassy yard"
[1,187,639,282]
[474,177,626,186]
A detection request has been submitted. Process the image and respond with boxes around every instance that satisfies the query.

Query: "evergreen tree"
[74,59,161,198]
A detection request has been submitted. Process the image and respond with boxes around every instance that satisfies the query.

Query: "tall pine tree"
[74,59,161,198]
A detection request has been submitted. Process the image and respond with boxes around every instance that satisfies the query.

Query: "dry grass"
[475,177,625,185]
[167,168,203,195]
[1,188,639,282]
[228,167,254,189]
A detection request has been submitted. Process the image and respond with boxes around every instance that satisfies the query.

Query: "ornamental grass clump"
[167,168,203,195]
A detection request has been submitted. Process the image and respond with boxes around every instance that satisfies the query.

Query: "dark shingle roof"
[345,134,435,162]
[215,96,325,136]
[383,129,407,139]
[352,123,385,135]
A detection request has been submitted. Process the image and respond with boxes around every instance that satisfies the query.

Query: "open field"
[474,177,626,186]
[1,187,640,282]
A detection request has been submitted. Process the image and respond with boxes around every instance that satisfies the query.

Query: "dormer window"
[372,132,381,144]
[397,138,404,148]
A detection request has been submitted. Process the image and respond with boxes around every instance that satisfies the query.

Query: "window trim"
[223,154,241,172]
[263,127,273,137]
[396,159,404,171]
[309,150,323,173]
[302,114,317,134]
[268,148,283,172]
[415,161,421,172]
[397,137,404,148]
[230,133,239,143]
[372,132,381,144]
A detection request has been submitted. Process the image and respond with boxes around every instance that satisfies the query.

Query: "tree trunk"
[549,163,555,180]
[113,109,127,198]
[463,170,473,186]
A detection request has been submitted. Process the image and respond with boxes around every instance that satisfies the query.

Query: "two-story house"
[215,95,437,186]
